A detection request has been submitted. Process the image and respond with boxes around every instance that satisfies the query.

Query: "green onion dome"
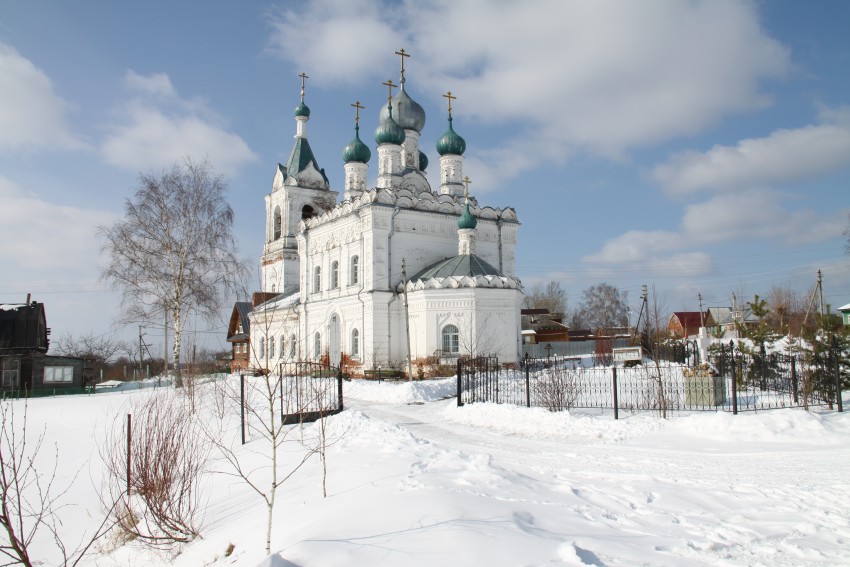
[294,100,311,118]
[457,201,477,230]
[374,106,406,146]
[418,150,428,171]
[436,116,466,156]
[379,84,426,132]
[342,125,371,163]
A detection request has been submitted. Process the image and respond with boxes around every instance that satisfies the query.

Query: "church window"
[259,337,266,359]
[350,256,359,285]
[314,332,321,360]
[273,206,282,240]
[351,328,360,359]
[280,336,285,358]
[314,266,321,292]
[269,335,275,359]
[302,205,315,220]
[290,334,297,359]
[331,261,339,289]
[442,325,459,355]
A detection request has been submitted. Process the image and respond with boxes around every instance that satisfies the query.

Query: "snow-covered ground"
[8,376,850,566]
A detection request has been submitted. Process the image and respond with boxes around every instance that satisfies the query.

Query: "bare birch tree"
[99,157,248,386]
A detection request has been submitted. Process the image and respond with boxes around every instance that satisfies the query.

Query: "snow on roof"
[838,303,850,311]
[0,304,26,311]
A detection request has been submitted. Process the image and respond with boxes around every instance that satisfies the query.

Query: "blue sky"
[1,0,848,353]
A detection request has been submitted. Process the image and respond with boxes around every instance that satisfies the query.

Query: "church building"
[238,52,523,373]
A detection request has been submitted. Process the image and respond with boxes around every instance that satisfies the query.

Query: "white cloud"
[101,71,258,176]
[0,175,115,272]
[267,0,789,168]
[584,189,848,269]
[0,42,86,152]
[653,108,850,194]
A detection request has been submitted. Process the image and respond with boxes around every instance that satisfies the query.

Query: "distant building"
[668,311,711,338]
[839,303,850,326]
[1,298,91,393]
[521,309,568,345]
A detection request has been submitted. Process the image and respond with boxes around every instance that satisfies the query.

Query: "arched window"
[290,334,297,359]
[259,337,266,359]
[313,266,321,293]
[273,206,282,240]
[331,261,339,289]
[313,332,322,360]
[269,335,275,359]
[351,328,360,359]
[280,335,285,358]
[350,255,359,285]
[442,324,459,355]
[302,205,315,221]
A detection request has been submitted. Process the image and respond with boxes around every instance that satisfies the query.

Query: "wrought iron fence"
[278,361,343,424]
[458,344,843,417]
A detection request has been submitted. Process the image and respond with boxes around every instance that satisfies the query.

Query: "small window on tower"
[273,206,282,240]
[314,266,322,293]
[350,256,359,285]
[302,205,315,220]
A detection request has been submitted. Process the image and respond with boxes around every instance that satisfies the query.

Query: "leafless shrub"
[532,367,580,412]
[102,392,208,547]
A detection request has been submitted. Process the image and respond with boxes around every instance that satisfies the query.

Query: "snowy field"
[6,376,850,566]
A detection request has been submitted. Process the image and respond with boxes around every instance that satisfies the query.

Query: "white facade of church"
[248,66,523,372]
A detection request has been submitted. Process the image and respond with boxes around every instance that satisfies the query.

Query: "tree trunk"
[172,305,183,387]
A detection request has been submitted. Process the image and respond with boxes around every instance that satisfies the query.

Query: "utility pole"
[401,258,414,382]
[698,292,704,328]
[138,325,144,376]
[818,269,825,331]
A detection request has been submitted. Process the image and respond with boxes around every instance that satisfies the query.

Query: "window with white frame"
[279,336,285,358]
[44,366,73,383]
[269,335,275,359]
[314,332,321,360]
[350,255,359,285]
[2,357,20,387]
[314,266,322,293]
[351,328,360,359]
[331,261,339,289]
[442,324,460,355]
[259,337,265,359]
[289,334,297,359]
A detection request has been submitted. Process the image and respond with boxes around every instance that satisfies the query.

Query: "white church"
[236,54,523,373]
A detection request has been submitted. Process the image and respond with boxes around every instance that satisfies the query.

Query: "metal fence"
[278,361,344,424]
[457,345,844,417]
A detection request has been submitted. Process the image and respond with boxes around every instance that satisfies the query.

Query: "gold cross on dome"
[298,72,309,100]
[351,101,365,124]
[442,91,456,114]
[395,48,410,79]
[382,79,397,103]
[463,176,471,198]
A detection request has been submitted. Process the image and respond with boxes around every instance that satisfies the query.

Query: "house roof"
[226,302,253,342]
[670,311,707,328]
[839,303,850,312]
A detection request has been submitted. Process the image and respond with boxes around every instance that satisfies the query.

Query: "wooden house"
[0,299,92,393]
[226,301,253,372]
[668,311,712,338]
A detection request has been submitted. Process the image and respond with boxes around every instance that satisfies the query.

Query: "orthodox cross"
[351,100,365,125]
[382,79,397,103]
[395,48,410,81]
[442,90,456,114]
[463,176,471,198]
[298,72,309,101]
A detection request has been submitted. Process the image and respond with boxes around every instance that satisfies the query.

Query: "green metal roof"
[409,254,503,281]
[342,125,371,164]
[436,115,466,156]
[419,150,428,171]
[375,106,406,145]
[294,100,311,118]
[457,202,477,229]
[285,137,327,183]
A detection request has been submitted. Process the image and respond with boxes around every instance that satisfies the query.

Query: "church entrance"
[328,314,341,366]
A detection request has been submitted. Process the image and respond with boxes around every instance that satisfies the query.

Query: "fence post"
[456,359,463,407]
[730,344,738,415]
[525,362,531,408]
[240,373,246,445]
[126,413,131,496]
[833,336,843,413]
[791,357,798,404]
[612,367,619,420]
[338,367,344,412]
